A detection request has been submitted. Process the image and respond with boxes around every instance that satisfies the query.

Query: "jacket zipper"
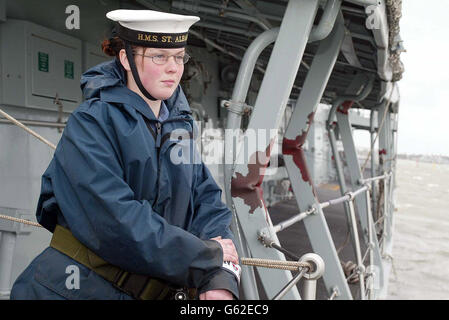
[155,122,162,149]
[153,113,193,208]
[154,121,162,207]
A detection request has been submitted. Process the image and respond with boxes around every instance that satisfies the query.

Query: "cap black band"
[124,42,157,101]
[117,24,188,48]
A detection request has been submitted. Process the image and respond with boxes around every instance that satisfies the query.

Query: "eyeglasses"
[133,52,191,65]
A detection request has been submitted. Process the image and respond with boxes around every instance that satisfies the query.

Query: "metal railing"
[253,232,326,300]
[258,170,393,300]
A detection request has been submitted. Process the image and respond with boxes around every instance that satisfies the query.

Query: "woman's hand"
[200,237,238,300]
[199,289,234,300]
[210,236,239,264]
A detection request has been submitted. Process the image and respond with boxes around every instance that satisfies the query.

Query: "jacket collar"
[100,85,158,121]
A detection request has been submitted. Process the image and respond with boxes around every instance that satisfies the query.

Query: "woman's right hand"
[210,236,239,264]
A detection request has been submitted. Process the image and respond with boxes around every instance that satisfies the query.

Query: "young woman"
[11,9,239,300]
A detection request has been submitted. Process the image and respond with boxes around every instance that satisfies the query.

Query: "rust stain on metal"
[282,112,318,197]
[337,100,354,115]
[282,137,311,183]
[231,139,275,214]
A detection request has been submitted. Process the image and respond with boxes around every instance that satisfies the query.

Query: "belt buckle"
[112,270,130,288]
[174,288,188,300]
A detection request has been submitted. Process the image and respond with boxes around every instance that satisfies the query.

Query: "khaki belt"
[50,224,172,300]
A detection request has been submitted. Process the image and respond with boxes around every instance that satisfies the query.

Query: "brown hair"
[101,36,125,58]
[101,37,149,61]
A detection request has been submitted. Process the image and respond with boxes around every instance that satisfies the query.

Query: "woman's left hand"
[199,289,234,300]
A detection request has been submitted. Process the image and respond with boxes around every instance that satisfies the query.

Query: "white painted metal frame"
[229,0,320,300]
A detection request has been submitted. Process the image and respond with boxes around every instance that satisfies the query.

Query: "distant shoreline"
[354,148,449,165]
[396,154,449,165]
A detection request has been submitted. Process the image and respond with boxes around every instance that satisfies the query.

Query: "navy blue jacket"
[11,59,238,300]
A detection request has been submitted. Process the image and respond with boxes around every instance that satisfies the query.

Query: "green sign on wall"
[64,60,74,79]
[38,52,49,72]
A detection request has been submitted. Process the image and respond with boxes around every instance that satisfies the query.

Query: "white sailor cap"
[106,9,200,48]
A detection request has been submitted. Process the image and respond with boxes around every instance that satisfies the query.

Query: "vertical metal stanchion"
[385,171,394,249]
[302,277,317,300]
[0,231,17,299]
[382,173,388,254]
[299,253,325,300]
[377,99,390,254]
[370,109,377,219]
[365,187,376,299]
[347,199,365,300]
[328,124,359,261]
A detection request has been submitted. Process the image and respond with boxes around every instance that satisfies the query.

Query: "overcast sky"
[395,0,449,156]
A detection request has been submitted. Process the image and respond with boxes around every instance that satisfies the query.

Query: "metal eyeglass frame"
[132,52,191,65]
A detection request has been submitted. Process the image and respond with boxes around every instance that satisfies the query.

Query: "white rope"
[0,108,57,150]
[0,109,56,228]
[0,214,43,228]
[241,257,311,272]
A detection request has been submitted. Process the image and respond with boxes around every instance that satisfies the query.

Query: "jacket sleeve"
[191,162,235,240]
[190,158,240,299]
[44,107,224,290]
[198,268,240,299]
